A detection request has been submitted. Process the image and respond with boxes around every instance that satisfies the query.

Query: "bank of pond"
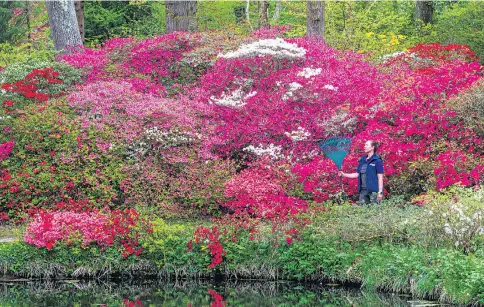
[0,235,482,305]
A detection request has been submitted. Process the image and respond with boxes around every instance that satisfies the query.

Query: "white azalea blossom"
[125,127,194,160]
[297,67,322,78]
[219,38,306,59]
[145,126,193,146]
[380,51,407,62]
[323,84,338,91]
[440,199,483,248]
[289,82,303,91]
[282,82,303,101]
[210,88,257,108]
[243,143,282,159]
[285,126,311,141]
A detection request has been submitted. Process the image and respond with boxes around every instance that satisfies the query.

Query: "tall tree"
[74,0,84,42]
[258,0,269,28]
[306,1,325,38]
[416,0,433,24]
[46,0,82,53]
[272,0,282,22]
[165,1,197,33]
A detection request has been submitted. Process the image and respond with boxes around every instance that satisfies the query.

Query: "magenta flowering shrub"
[223,160,307,218]
[0,140,14,161]
[24,208,149,257]
[60,33,197,90]
[24,210,109,249]
[191,38,483,199]
[2,31,484,221]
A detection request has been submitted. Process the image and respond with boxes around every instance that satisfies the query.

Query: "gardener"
[338,140,384,204]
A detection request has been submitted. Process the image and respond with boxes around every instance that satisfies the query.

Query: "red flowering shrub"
[1,68,63,113]
[191,39,483,198]
[188,226,226,268]
[207,289,226,307]
[23,208,149,257]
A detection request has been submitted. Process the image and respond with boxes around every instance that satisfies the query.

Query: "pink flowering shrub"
[0,140,14,161]
[191,38,483,199]
[223,161,307,218]
[2,31,483,221]
[24,208,150,257]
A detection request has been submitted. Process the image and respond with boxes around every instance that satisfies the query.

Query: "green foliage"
[0,60,82,86]
[359,244,484,304]
[0,1,24,44]
[432,2,484,61]
[306,196,426,244]
[324,1,418,55]
[0,2,55,67]
[0,241,138,278]
[84,1,163,45]
[0,41,56,67]
[447,78,484,139]
[413,186,484,253]
[142,218,205,271]
[0,219,482,304]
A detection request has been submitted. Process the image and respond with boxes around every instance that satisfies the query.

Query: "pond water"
[0,279,438,306]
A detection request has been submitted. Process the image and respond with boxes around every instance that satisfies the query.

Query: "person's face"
[364,141,374,153]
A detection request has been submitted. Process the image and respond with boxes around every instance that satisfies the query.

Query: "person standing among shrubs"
[339,140,384,204]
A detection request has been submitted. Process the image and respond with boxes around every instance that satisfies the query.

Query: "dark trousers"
[359,189,378,205]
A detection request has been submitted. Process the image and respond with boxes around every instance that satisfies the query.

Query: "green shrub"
[359,244,484,304]
[447,78,484,139]
[0,41,56,67]
[413,186,484,253]
[0,60,83,87]
[305,196,426,244]
[141,218,209,274]
[432,2,484,61]
[0,100,126,216]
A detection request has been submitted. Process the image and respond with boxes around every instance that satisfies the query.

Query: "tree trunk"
[272,0,282,22]
[46,0,82,53]
[165,1,197,33]
[258,0,269,29]
[74,0,84,42]
[416,0,433,24]
[306,1,325,38]
[246,0,250,22]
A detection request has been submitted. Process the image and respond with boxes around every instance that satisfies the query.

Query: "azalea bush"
[1,30,483,221]
[23,207,150,258]
[447,78,484,138]
[0,100,125,220]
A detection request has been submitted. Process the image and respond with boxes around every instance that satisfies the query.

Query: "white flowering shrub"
[218,38,306,59]
[297,67,322,79]
[284,126,311,141]
[322,84,338,91]
[417,186,483,253]
[125,127,195,160]
[210,88,257,108]
[243,143,282,159]
[320,111,357,136]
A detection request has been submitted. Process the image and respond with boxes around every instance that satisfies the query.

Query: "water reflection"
[0,279,430,306]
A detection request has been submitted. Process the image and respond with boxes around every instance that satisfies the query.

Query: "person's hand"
[338,171,344,177]
[377,192,383,201]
